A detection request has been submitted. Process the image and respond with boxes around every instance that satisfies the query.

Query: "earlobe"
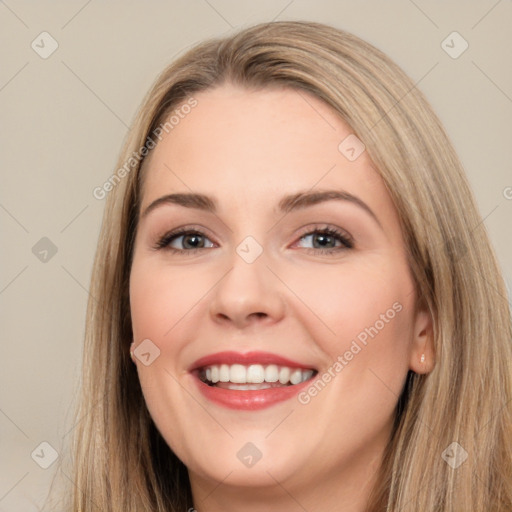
[409,307,435,374]
[130,341,136,363]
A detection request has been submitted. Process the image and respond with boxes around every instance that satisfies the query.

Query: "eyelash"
[154,224,354,255]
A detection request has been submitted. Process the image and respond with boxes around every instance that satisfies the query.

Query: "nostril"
[213,311,270,325]
[247,312,268,321]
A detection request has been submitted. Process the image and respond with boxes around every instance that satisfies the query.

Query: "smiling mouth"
[198,363,317,390]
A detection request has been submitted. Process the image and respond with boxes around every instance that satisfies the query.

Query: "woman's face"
[129,84,432,504]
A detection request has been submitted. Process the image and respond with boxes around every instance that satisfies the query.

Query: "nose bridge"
[209,235,285,327]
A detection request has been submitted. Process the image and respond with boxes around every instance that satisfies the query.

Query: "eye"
[154,224,354,255]
[154,228,215,253]
[294,225,354,254]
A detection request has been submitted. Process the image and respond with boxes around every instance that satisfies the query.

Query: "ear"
[130,341,136,363]
[409,307,435,374]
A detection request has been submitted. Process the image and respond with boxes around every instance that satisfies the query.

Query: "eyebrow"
[140,189,382,229]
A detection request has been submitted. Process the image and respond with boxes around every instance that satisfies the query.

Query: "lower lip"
[192,375,313,410]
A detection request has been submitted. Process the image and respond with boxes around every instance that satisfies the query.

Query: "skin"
[129,84,434,512]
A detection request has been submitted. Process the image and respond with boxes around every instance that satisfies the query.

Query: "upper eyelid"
[154,225,217,249]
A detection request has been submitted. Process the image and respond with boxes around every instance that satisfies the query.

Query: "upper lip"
[189,351,316,372]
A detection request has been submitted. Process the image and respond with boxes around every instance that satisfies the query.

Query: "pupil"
[184,234,203,249]
[314,234,334,248]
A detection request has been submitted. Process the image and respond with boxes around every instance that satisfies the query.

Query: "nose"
[209,250,286,330]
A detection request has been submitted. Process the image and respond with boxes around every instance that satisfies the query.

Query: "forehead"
[139,84,393,223]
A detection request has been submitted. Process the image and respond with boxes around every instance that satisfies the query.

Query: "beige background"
[1,1,511,510]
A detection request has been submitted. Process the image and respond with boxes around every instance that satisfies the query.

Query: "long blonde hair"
[49,21,512,511]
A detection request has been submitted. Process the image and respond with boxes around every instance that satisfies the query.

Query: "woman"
[56,21,511,511]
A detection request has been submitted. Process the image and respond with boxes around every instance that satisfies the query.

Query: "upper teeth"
[203,364,314,385]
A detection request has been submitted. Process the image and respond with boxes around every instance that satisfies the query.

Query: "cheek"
[129,258,205,342]
[289,260,412,345]
[291,263,415,438]
[129,259,210,457]
[285,258,415,401]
